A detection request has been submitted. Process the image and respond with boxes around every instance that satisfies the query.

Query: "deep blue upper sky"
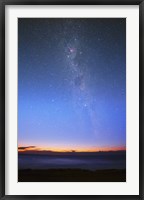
[18,18,126,151]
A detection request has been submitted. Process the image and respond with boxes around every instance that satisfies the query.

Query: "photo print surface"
[18,18,126,182]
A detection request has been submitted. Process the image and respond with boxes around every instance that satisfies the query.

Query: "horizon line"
[18,145,126,153]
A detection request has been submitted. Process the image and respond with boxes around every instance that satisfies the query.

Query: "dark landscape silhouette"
[18,150,126,182]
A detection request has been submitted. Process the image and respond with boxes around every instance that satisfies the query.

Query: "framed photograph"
[0,0,143,199]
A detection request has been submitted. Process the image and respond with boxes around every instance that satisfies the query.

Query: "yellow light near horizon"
[18,145,126,152]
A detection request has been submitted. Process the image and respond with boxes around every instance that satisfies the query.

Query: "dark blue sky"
[18,18,126,151]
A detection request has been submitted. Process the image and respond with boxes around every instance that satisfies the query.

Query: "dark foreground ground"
[18,168,126,182]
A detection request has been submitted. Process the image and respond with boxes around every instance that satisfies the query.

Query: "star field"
[18,18,126,150]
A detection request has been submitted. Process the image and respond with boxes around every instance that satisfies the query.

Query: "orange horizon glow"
[18,145,126,153]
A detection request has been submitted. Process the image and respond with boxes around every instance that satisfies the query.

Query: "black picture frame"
[0,0,143,199]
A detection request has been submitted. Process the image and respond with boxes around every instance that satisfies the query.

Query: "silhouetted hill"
[18,168,126,182]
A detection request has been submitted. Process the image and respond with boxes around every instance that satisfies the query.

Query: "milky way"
[62,24,97,134]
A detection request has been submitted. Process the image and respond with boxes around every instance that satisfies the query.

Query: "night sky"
[18,18,126,152]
